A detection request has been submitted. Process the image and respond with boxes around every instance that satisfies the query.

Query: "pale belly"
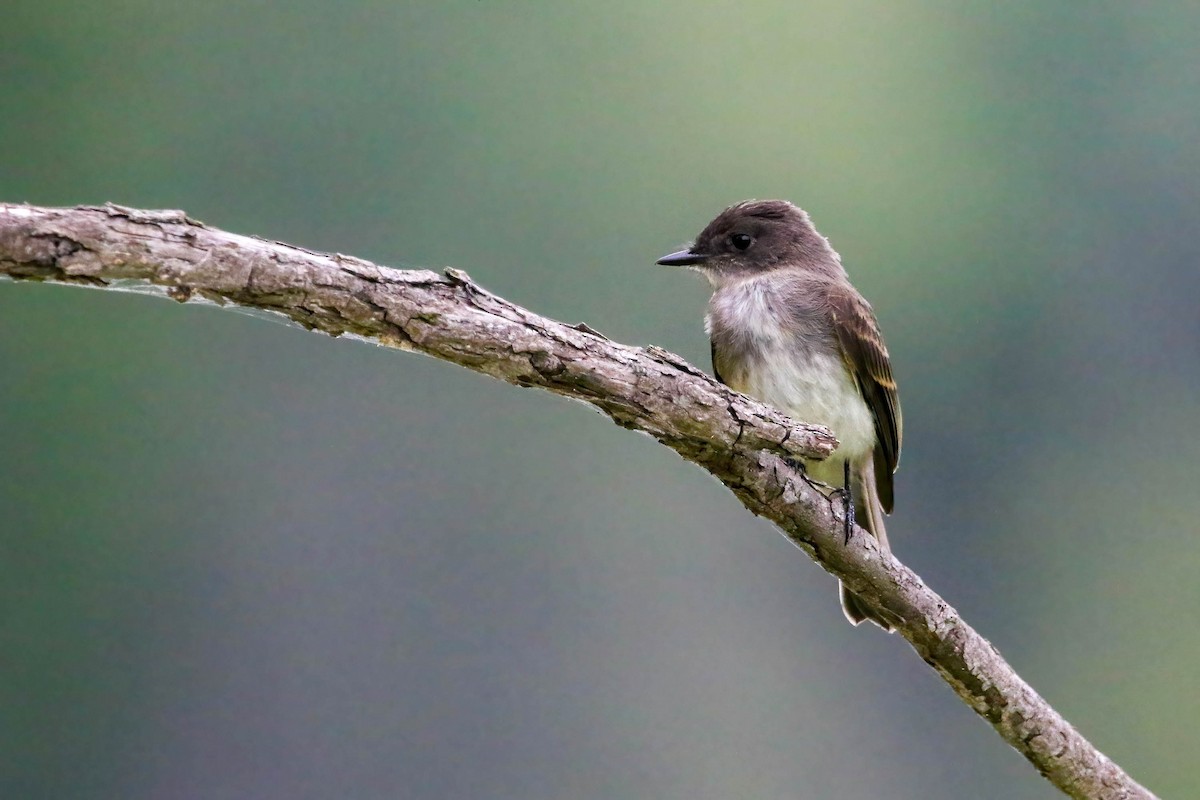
[731,347,876,487]
[707,273,876,488]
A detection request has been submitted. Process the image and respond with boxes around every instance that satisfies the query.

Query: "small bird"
[657,200,901,630]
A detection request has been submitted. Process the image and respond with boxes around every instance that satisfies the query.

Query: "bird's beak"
[656,248,710,267]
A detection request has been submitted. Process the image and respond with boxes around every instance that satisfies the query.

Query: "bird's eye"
[730,233,753,251]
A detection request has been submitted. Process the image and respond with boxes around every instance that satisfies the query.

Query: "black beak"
[656,248,710,267]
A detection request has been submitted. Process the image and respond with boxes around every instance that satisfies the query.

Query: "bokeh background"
[3,2,1198,798]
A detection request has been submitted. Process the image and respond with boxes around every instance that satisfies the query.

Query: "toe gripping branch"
[780,457,853,544]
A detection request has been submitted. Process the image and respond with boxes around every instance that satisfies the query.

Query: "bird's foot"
[837,461,855,544]
[782,456,807,474]
[781,458,854,543]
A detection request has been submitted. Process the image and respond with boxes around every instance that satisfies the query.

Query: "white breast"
[708,276,876,483]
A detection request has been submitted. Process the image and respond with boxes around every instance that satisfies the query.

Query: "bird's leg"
[841,460,854,544]
[782,458,853,543]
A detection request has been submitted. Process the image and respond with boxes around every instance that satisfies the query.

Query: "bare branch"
[0,203,1157,800]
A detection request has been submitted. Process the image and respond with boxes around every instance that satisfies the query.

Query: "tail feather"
[840,583,888,629]
[839,460,895,632]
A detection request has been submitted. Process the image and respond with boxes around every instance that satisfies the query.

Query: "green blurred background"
[3,2,1197,797]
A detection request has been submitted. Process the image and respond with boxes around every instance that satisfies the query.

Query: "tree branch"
[0,202,1156,800]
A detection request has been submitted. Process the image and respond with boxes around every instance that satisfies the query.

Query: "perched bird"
[657,200,901,630]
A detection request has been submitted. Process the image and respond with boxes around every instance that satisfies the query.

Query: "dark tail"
[839,461,895,632]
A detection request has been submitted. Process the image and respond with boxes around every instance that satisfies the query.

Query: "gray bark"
[0,202,1157,800]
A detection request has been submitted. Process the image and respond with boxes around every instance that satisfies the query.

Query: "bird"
[656,200,901,630]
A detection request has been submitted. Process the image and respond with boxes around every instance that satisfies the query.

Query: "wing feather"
[828,286,902,512]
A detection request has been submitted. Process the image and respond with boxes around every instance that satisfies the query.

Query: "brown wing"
[710,339,727,386]
[828,285,902,512]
